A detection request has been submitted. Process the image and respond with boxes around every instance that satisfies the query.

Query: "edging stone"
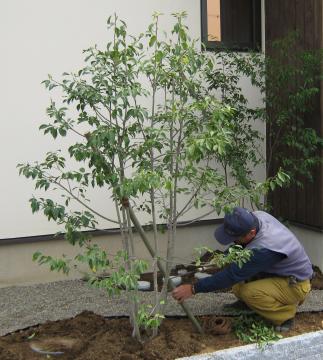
[178,330,323,360]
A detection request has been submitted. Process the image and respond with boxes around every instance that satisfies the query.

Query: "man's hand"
[172,284,194,303]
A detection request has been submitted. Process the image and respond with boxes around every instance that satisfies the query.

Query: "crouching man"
[172,207,312,331]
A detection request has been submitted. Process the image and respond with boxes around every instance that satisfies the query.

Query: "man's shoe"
[222,300,254,314]
[275,318,294,332]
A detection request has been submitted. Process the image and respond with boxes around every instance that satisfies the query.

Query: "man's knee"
[232,282,243,298]
[233,282,266,304]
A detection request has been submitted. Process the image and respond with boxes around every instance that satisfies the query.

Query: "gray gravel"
[0,280,322,336]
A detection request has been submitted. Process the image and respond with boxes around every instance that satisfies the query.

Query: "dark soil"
[1,311,323,360]
[311,266,323,290]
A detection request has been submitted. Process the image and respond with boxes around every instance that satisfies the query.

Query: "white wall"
[291,226,323,272]
[0,1,321,288]
[2,221,322,288]
[0,0,268,287]
[0,0,265,240]
[0,0,200,239]
[0,223,226,288]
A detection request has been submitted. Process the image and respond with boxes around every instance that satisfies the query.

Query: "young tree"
[18,13,278,341]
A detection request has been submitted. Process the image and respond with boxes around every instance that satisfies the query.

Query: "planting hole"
[30,337,78,356]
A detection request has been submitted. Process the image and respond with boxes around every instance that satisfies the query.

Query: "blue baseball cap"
[214,207,257,245]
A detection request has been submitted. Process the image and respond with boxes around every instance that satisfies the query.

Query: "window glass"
[201,0,261,51]
[207,0,221,42]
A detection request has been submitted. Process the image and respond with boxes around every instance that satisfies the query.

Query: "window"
[201,0,261,51]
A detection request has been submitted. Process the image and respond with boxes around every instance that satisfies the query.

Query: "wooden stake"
[122,198,204,334]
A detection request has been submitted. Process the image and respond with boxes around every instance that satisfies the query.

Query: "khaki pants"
[232,277,311,325]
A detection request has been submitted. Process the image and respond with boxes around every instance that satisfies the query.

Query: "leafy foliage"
[33,252,71,274]
[265,33,323,186]
[136,303,165,331]
[207,32,323,200]
[83,249,149,296]
[195,245,253,269]
[234,314,282,349]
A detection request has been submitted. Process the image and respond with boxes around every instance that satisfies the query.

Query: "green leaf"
[149,35,157,47]
[32,251,42,261]
[27,333,36,340]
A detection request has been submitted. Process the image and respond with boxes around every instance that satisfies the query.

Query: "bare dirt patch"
[1,311,323,360]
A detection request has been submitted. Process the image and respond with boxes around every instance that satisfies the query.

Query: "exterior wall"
[0,0,202,240]
[1,0,321,289]
[264,0,323,272]
[0,0,267,286]
[291,226,323,272]
[1,221,322,288]
[1,0,265,241]
[0,224,226,288]
[265,0,323,229]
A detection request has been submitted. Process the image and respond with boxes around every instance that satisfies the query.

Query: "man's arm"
[194,248,285,293]
[172,248,285,301]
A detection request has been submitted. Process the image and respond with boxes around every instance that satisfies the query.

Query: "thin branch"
[176,185,202,221]
[45,174,119,224]
[176,208,216,227]
[93,106,112,126]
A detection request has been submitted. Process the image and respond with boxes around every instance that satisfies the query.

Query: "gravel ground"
[0,280,322,336]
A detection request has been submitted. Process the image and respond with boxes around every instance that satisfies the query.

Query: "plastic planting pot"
[137,281,151,291]
[177,269,188,276]
[163,276,182,286]
[194,272,212,280]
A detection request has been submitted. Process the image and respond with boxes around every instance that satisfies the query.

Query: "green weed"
[233,314,283,349]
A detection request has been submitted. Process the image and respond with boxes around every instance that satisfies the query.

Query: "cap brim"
[214,225,236,245]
